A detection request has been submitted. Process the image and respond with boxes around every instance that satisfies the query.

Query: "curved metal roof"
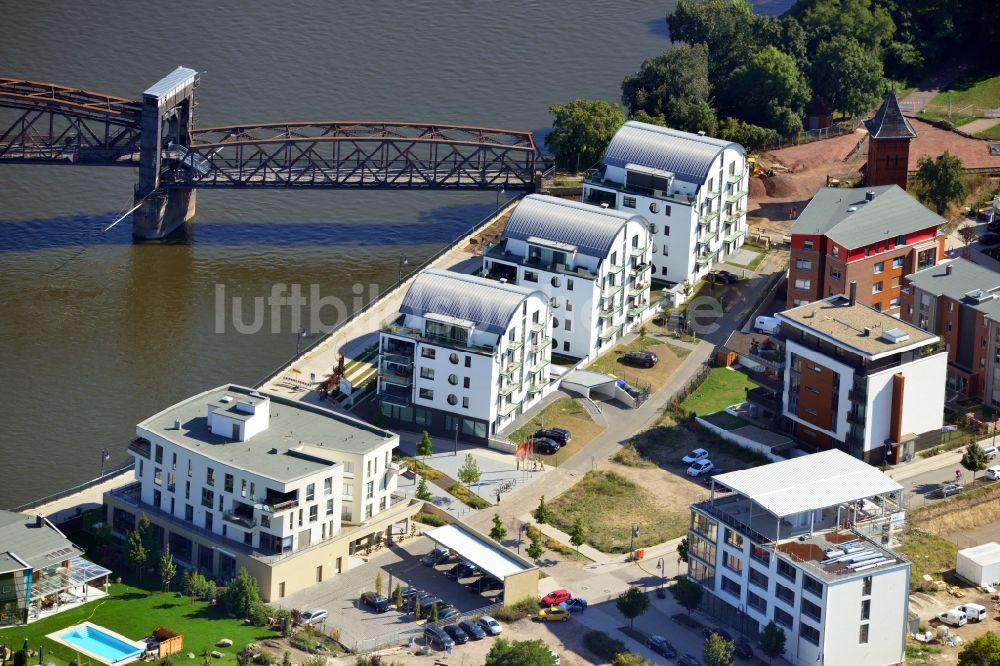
[400,269,544,335]
[505,194,647,258]
[601,121,743,185]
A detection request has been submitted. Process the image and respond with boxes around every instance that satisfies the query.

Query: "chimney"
[35,515,44,528]
[946,263,953,275]
[863,327,873,337]
[173,419,181,430]
[849,281,857,306]
[866,190,876,202]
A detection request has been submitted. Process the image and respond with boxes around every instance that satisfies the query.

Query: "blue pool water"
[59,625,143,664]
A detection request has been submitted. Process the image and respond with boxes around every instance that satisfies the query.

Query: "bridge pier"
[132,188,196,241]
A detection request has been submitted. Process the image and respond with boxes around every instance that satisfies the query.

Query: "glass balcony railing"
[499,383,518,397]
[629,283,648,298]
[607,262,625,274]
[531,336,552,352]
[630,244,647,258]
[499,401,520,417]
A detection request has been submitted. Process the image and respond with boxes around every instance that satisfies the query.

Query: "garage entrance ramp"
[561,369,639,407]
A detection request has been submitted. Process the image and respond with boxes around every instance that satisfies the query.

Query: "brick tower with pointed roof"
[864,91,917,189]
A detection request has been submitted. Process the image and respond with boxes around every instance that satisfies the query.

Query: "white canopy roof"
[712,449,902,518]
[425,524,530,579]
[959,542,1000,567]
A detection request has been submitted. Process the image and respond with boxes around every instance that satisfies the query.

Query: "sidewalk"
[887,448,965,483]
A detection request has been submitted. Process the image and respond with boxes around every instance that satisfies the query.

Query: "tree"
[457,453,481,488]
[429,602,439,623]
[485,638,557,666]
[533,496,551,524]
[913,151,968,215]
[545,99,626,171]
[791,0,895,52]
[569,519,586,553]
[375,571,384,597]
[281,652,291,666]
[490,514,508,543]
[413,595,422,621]
[677,536,690,563]
[416,430,433,459]
[703,632,735,666]
[220,567,263,619]
[415,475,433,501]
[615,586,650,629]
[393,583,403,608]
[527,535,544,560]
[667,0,762,90]
[158,544,177,593]
[728,46,811,135]
[884,41,924,81]
[962,443,990,482]
[613,655,653,666]
[958,632,1000,665]
[126,529,148,579]
[671,577,703,614]
[759,621,787,663]
[621,44,714,133]
[371,403,388,429]
[137,513,157,555]
[810,36,884,116]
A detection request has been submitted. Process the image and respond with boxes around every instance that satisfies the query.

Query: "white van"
[958,603,987,622]
[937,609,968,627]
[754,315,781,335]
[981,445,998,460]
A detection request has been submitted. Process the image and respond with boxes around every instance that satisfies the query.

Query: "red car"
[541,588,572,606]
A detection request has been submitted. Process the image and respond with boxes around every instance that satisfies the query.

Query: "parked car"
[478,615,503,636]
[459,619,486,640]
[403,591,434,612]
[682,448,709,464]
[702,627,733,642]
[754,315,781,335]
[687,459,715,477]
[980,232,1000,246]
[712,270,740,284]
[541,589,572,606]
[937,609,968,627]
[469,576,503,593]
[442,623,468,644]
[447,561,480,580]
[986,466,1000,481]
[647,635,677,658]
[438,606,462,622]
[937,482,962,498]
[421,547,449,566]
[532,437,561,455]
[702,469,728,487]
[534,428,571,445]
[562,598,588,613]
[423,626,454,651]
[982,445,999,460]
[623,350,658,368]
[298,609,328,626]
[679,655,702,666]
[734,638,755,659]
[360,591,389,613]
[536,606,570,622]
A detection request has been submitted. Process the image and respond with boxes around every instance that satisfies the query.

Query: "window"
[326,499,334,516]
[206,467,215,486]
[802,598,822,622]
[896,234,906,246]
[803,574,823,598]
[862,576,872,595]
[551,275,561,287]
[567,279,574,291]
[663,245,669,256]
[859,623,869,644]
[462,397,469,408]
[777,558,797,582]
[563,341,570,351]
[795,259,812,270]
[803,239,814,250]
[893,256,904,268]
[366,481,374,500]
[260,514,270,528]
[794,279,811,290]
[860,598,871,620]
[664,205,672,216]
[774,607,793,629]
[309,505,318,522]
[201,487,214,509]
[623,196,636,208]
[343,482,353,499]
[889,296,900,307]
[187,459,192,477]
[691,513,717,541]
[649,202,659,214]
[748,590,767,613]
[419,388,433,400]
[185,505,194,522]
[721,576,741,598]
[224,474,234,493]
[420,348,435,359]
[661,266,668,275]
[447,394,458,405]
[463,377,470,388]
[775,583,795,606]
[324,477,332,495]
[449,352,459,364]
[748,567,768,591]
[830,268,842,279]
[874,261,884,274]
[524,271,538,283]
[872,281,883,294]
[750,544,770,566]
[832,246,839,257]
[419,367,434,379]
[724,528,743,549]
[800,622,820,645]
[723,552,743,574]
[648,223,658,235]
[154,468,162,486]
[155,444,163,464]
[565,319,572,331]
[306,483,315,501]
[464,356,471,367]
[448,373,458,385]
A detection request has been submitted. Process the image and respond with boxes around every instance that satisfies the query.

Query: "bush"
[492,597,541,623]
[583,630,628,663]
[446,483,491,509]
[413,512,446,527]
[253,653,275,666]
[249,602,269,627]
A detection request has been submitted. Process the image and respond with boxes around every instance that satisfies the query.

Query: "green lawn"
[920,69,1000,124]
[0,584,274,666]
[975,123,1000,141]
[680,367,759,416]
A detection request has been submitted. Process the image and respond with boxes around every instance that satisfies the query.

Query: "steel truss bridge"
[0,68,545,238]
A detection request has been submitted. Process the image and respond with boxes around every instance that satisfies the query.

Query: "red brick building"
[865,92,917,189]
[787,185,945,313]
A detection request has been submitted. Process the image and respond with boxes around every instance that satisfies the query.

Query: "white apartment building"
[378,268,553,441]
[483,194,652,360]
[105,384,418,601]
[777,287,947,464]
[689,450,910,666]
[583,121,748,291]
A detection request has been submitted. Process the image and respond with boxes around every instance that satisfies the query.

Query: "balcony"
[528,377,548,393]
[705,189,722,201]
[602,283,623,300]
[499,382,518,397]
[848,387,867,402]
[629,283,649,298]
[531,336,552,353]
[724,227,745,244]
[630,262,651,278]
[381,314,496,355]
[501,360,523,377]
[499,401,520,418]
[628,301,648,317]
[529,357,549,374]
[507,338,524,351]
[128,437,151,459]
[599,323,623,342]
[846,411,866,426]
[607,262,625,274]
[630,244,648,258]
[700,208,720,224]
[261,498,298,513]
[730,188,748,201]
[381,352,412,368]
[700,227,719,244]
[380,366,412,387]
[727,172,744,185]
[696,250,719,266]
[223,511,256,529]
[530,320,546,333]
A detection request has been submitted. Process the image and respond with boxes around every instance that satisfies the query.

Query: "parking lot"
[275,536,502,651]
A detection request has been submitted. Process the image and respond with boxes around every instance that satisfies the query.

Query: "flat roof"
[140,385,395,483]
[905,259,1000,321]
[712,450,902,518]
[425,524,531,579]
[0,511,82,572]
[959,542,1000,566]
[779,295,937,358]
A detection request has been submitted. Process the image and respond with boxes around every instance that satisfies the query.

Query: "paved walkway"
[957,117,1000,135]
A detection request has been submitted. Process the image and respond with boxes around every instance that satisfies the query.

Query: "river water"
[0,0,790,507]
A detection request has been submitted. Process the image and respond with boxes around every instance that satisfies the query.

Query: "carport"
[561,369,638,407]
[424,523,538,606]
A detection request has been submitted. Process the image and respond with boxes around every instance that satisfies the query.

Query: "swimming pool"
[49,623,145,665]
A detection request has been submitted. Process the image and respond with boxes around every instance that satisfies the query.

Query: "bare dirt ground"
[907,117,1000,171]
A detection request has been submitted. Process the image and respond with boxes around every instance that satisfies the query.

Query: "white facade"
[583,121,748,290]
[956,542,1000,586]
[484,195,653,360]
[128,384,400,561]
[378,269,554,439]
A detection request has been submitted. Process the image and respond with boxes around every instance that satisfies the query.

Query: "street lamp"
[656,558,665,591]
[496,185,505,211]
[454,422,459,457]
[398,255,408,286]
[295,327,308,355]
[100,448,111,477]
[629,524,640,559]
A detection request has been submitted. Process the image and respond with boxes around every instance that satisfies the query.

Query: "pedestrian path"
[517,513,610,564]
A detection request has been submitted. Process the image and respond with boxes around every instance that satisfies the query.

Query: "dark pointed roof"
[864,91,917,140]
